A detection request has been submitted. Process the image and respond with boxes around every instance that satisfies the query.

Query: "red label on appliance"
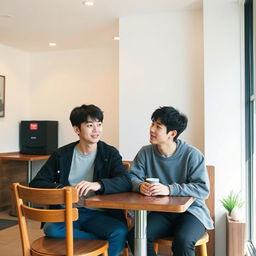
[30,123,38,130]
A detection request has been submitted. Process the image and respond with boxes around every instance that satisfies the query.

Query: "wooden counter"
[0,152,49,213]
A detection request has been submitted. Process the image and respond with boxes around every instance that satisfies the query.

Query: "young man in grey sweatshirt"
[127,106,214,256]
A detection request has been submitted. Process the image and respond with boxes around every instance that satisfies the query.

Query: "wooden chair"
[153,165,215,256]
[12,183,109,256]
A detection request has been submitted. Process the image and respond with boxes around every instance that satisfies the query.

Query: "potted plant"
[222,191,246,256]
[221,191,244,221]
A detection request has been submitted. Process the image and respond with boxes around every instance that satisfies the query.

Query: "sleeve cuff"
[169,184,178,196]
[132,181,143,192]
[97,180,104,193]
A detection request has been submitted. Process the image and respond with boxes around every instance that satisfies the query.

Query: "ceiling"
[0,0,202,52]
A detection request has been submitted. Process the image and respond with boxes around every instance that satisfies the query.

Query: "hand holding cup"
[139,178,159,196]
[145,178,170,196]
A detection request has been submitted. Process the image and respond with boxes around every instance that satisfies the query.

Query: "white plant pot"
[230,206,241,221]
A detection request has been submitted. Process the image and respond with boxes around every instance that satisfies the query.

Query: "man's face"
[149,119,174,145]
[74,117,103,145]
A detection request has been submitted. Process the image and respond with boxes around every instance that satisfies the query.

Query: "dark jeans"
[44,208,128,256]
[128,211,206,256]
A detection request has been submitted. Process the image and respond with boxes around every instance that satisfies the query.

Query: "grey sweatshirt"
[129,139,214,230]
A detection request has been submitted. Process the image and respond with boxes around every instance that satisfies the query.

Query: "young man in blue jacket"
[128,106,214,256]
[30,104,131,256]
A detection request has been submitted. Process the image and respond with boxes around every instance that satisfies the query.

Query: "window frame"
[245,0,256,253]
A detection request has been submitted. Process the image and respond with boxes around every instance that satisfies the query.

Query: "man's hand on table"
[139,182,170,196]
[75,181,101,200]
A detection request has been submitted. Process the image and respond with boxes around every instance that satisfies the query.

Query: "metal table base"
[134,210,147,256]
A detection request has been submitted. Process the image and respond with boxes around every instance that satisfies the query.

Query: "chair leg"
[153,243,159,254]
[199,243,207,256]
[122,247,129,256]
[103,251,108,256]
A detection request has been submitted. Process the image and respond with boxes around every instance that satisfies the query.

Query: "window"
[245,0,256,254]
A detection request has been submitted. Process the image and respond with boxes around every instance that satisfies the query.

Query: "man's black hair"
[70,104,103,128]
[151,106,188,141]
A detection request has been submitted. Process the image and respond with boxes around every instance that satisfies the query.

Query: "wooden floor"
[0,210,43,256]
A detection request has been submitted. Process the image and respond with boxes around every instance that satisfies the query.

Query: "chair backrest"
[12,183,79,256]
[122,161,131,171]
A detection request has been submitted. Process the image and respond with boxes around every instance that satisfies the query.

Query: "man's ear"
[168,130,177,140]
[73,126,80,136]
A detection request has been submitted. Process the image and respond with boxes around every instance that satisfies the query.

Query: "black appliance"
[20,120,58,155]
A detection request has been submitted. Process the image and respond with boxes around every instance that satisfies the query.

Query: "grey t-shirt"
[129,139,214,230]
[69,145,96,206]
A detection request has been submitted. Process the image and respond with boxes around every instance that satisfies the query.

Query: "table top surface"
[84,192,194,212]
[0,152,50,161]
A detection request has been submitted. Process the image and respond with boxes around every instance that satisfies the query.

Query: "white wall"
[0,45,118,176]
[0,44,30,152]
[0,45,118,151]
[119,10,204,160]
[29,46,119,148]
[203,1,243,255]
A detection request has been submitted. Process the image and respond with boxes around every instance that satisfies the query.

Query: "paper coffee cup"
[146,178,159,184]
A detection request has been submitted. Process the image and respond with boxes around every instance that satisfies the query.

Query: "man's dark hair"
[70,104,104,128]
[151,106,188,141]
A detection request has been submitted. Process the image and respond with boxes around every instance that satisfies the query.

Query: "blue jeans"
[44,208,128,256]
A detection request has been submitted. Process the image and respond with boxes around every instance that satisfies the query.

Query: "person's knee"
[112,224,128,240]
[146,229,159,243]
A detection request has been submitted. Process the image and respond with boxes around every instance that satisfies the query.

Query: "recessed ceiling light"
[114,37,120,41]
[82,0,94,6]
[49,42,56,47]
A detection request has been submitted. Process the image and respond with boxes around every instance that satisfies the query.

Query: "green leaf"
[220,191,244,214]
